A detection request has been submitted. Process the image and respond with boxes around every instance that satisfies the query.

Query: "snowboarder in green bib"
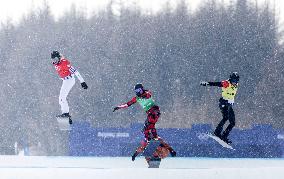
[113,83,161,160]
[200,72,240,144]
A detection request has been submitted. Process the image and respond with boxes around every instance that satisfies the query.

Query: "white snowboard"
[207,133,235,150]
[56,117,71,131]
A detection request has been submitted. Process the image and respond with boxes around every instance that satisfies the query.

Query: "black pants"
[214,98,235,138]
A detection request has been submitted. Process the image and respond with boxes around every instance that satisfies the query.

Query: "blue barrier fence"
[69,122,284,158]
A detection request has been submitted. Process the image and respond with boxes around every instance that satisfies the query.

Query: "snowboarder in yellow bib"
[200,72,240,144]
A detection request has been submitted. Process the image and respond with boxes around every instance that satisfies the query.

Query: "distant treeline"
[0,0,282,155]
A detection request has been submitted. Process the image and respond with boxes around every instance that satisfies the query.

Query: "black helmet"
[134,83,143,90]
[134,83,144,96]
[229,72,239,83]
[51,51,61,59]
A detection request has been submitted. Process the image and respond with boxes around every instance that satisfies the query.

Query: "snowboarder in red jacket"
[51,51,88,124]
[113,83,161,160]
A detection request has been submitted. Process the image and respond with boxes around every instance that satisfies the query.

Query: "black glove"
[131,155,136,161]
[132,151,138,161]
[200,81,209,86]
[81,82,88,89]
[170,150,177,157]
[113,107,120,112]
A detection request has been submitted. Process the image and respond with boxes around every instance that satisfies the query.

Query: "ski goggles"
[135,88,143,95]
[230,79,239,84]
[51,57,60,64]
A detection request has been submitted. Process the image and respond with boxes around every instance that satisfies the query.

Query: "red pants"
[143,106,160,141]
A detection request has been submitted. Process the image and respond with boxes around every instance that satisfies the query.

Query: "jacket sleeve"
[117,97,137,108]
[208,82,223,87]
[208,80,230,88]
[70,66,85,83]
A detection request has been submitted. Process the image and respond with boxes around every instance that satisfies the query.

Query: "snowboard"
[56,116,72,131]
[143,140,162,168]
[207,133,235,150]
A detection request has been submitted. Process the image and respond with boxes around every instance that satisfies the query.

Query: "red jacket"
[53,58,72,78]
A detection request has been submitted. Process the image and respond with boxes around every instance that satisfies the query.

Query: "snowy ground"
[0,156,284,179]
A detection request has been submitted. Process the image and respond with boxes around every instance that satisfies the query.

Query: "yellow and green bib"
[222,81,238,100]
[136,96,155,112]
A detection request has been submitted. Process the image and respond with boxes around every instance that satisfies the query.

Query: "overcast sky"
[0,0,283,24]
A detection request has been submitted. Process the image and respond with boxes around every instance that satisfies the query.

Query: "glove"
[200,81,209,86]
[131,155,136,161]
[170,150,177,157]
[131,151,138,161]
[81,82,88,89]
[113,107,120,112]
